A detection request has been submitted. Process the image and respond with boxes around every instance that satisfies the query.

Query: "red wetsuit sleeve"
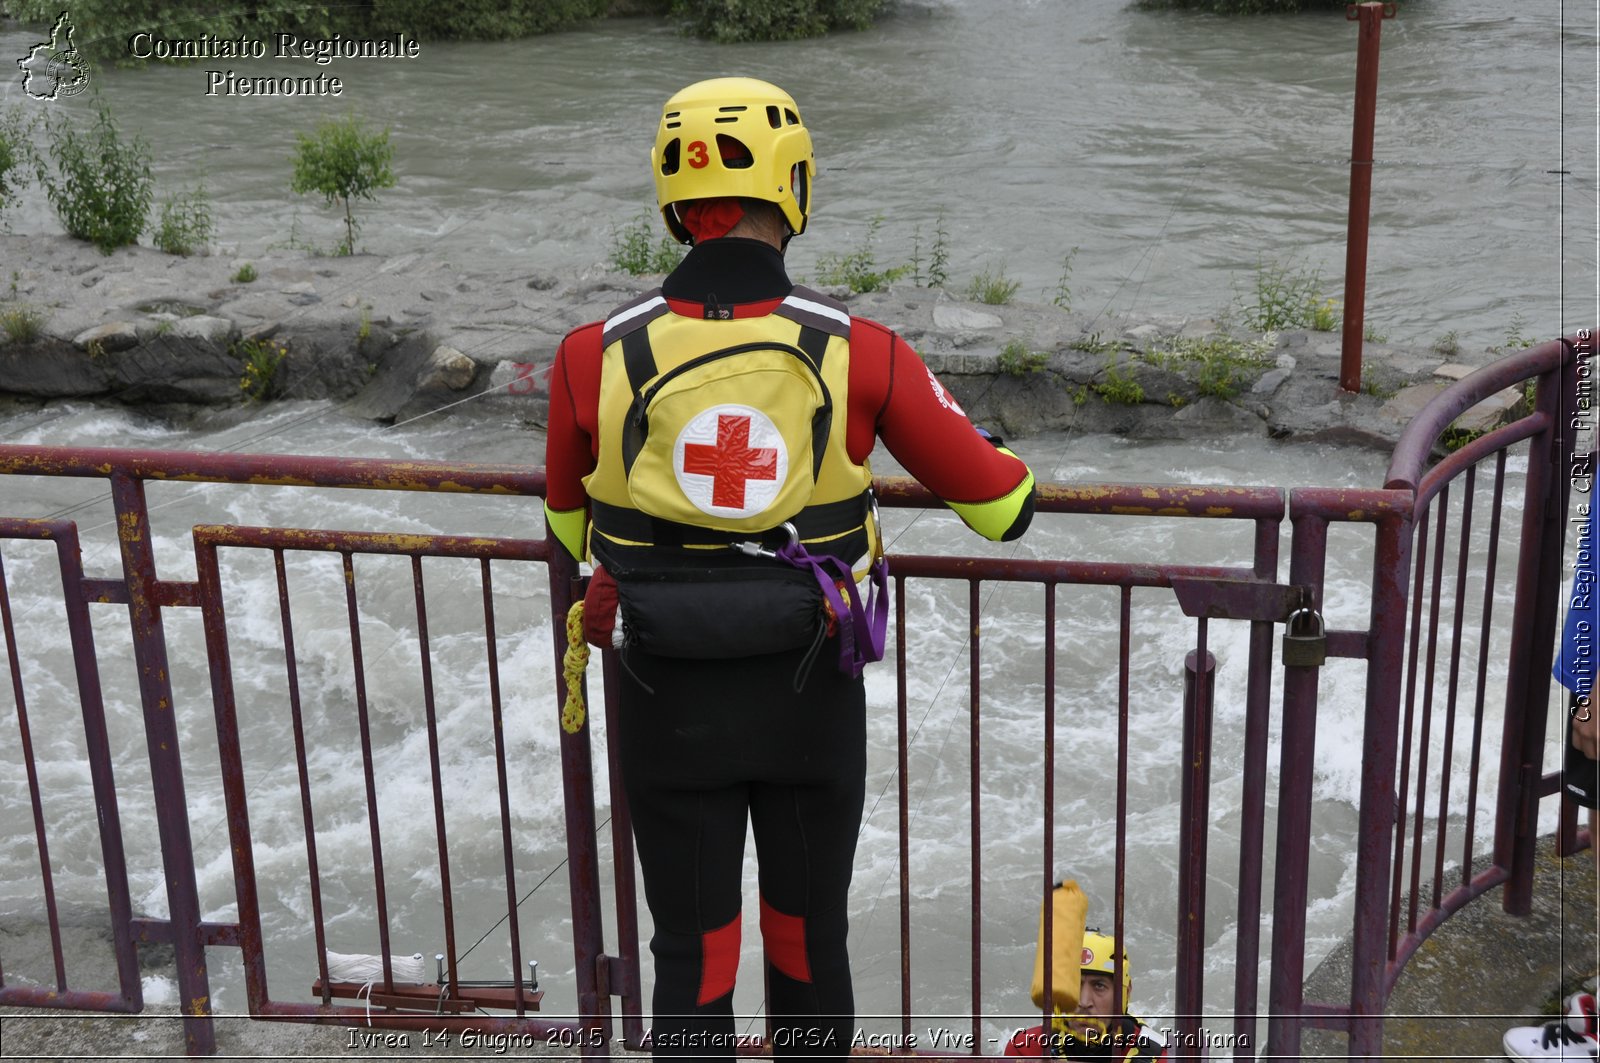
[847,319,1031,504]
[544,321,603,513]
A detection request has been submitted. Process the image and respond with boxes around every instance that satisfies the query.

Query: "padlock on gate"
[1281,607,1327,668]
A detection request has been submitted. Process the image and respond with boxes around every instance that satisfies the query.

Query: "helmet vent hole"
[718,105,747,112]
[715,135,752,169]
[784,109,799,125]
[766,106,781,129]
[659,138,680,176]
[713,116,738,124]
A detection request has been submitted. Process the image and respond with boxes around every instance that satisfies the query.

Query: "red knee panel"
[698,914,741,1006]
[759,895,812,983]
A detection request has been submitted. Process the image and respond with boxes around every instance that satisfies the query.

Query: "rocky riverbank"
[0,233,1528,449]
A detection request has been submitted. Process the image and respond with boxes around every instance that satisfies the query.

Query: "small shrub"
[1093,357,1144,405]
[0,304,45,344]
[290,114,396,256]
[1440,423,1485,453]
[235,336,288,401]
[1071,333,1121,357]
[1309,297,1340,332]
[1363,324,1388,344]
[967,264,1021,306]
[813,215,910,294]
[1155,333,1276,401]
[1240,258,1331,333]
[997,339,1049,376]
[609,213,685,276]
[232,263,258,284]
[153,185,213,256]
[926,211,950,289]
[41,104,153,253]
[1494,313,1537,353]
[1050,247,1079,311]
[0,107,33,215]
[1433,330,1461,358]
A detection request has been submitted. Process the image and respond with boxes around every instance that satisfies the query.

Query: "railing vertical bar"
[194,538,272,1014]
[53,527,140,1006]
[109,472,214,1055]
[1175,626,1212,1060]
[342,550,396,993]
[600,651,642,1044]
[0,548,68,993]
[1407,484,1450,934]
[1040,582,1056,1031]
[274,548,331,1004]
[895,574,912,1034]
[1263,511,1327,1061]
[1432,467,1476,910]
[1464,452,1508,882]
[1347,503,1416,1059]
[479,559,526,1017]
[1495,358,1575,914]
[1387,503,1430,959]
[412,557,459,998]
[968,579,982,1055]
[1114,586,1131,1020]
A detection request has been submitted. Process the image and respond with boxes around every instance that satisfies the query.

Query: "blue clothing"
[1555,504,1598,696]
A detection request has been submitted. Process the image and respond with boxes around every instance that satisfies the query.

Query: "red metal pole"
[1340,2,1395,394]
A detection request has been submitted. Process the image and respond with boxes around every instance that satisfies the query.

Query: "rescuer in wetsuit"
[1004,930,1168,1060]
[542,77,1035,1059]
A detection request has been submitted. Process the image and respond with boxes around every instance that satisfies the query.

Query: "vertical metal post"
[110,474,216,1055]
[1339,2,1395,393]
[1175,642,1215,1062]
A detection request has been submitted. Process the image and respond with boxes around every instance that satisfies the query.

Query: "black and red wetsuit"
[543,237,1034,1059]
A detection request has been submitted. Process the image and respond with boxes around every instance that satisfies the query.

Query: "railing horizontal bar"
[0,987,139,1011]
[885,556,1260,587]
[194,524,546,561]
[876,475,1285,519]
[0,444,547,496]
[1289,487,1415,522]
[128,919,242,948]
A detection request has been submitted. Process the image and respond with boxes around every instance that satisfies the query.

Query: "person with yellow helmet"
[1005,928,1168,1060]
[543,77,1035,1059]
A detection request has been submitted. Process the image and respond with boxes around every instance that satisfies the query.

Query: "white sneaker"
[1504,992,1600,1061]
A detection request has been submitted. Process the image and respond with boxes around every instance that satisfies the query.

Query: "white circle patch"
[673,404,788,518]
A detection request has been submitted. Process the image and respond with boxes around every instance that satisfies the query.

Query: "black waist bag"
[615,565,824,659]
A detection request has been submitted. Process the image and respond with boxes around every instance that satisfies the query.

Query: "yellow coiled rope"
[561,600,589,734]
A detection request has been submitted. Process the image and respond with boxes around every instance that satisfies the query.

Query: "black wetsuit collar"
[661,238,793,305]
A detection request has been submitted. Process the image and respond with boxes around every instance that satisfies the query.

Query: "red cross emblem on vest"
[681,413,779,509]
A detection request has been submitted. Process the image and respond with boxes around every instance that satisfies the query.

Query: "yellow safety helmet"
[1080,928,1132,1002]
[651,77,815,245]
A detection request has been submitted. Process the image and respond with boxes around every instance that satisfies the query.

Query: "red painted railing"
[0,329,1590,1058]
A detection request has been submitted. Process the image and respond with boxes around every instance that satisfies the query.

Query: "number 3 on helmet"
[652,77,815,245]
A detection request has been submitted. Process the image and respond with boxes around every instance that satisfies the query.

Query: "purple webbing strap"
[777,540,888,677]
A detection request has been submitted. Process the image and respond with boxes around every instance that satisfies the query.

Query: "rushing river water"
[0,0,1593,1049]
[1,0,1597,348]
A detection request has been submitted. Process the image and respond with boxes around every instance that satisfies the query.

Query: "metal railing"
[0,330,1590,1058]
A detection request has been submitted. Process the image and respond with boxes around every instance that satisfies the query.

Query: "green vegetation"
[1134,0,1352,11]
[152,185,213,256]
[1440,423,1485,453]
[1493,312,1538,353]
[1050,248,1079,311]
[926,211,951,289]
[1093,357,1145,405]
[608,213,685,276]
[1433,330,1461,358]
[664,0,887,42]
[813,215,909,294]
[290,114,396,256]
[1154,333,1276,401]
[0,304,45,345]
[7,0,886,62]
[1363,323,1388,344]
[1071,333,1122,357]
[232,263,258,284]
[997,339,1049,376]
[1240,258,1333,333]
[235,336,288,401]
[0,108,32,215]
[967,264,1021,306]
[40,104,152,253]
[1309,297,1339,332]
[1361,366,1398,400]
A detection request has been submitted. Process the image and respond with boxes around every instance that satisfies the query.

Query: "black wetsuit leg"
[616,645,866,1061]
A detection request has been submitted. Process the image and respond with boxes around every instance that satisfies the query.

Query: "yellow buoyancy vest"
[582,286,879,576]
